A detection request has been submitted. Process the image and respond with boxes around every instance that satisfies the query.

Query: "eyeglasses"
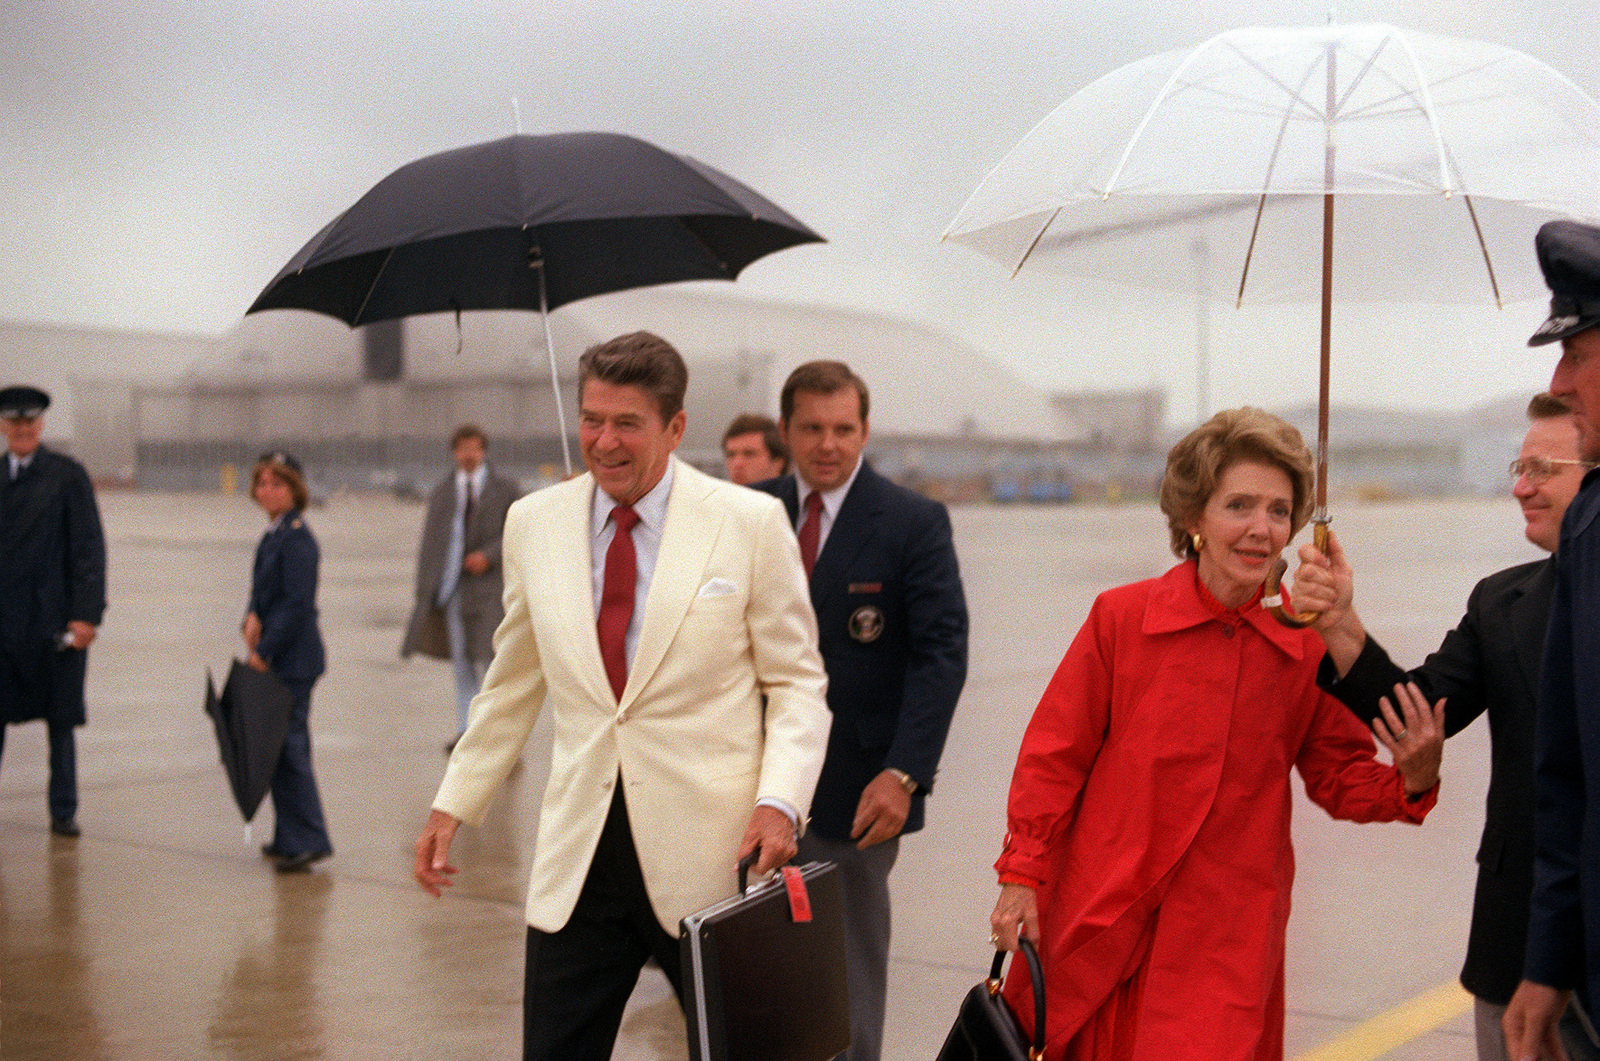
[1510,456,1597,484]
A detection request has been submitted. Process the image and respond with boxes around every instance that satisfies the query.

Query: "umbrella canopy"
[945,23,1600,306]
[247,131,824,326]
[204,660,294,824]
[943,23,1600,623]
[247,130,823,475]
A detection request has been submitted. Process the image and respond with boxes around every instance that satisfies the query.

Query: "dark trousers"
[523,786,683,1061]
[0,717,78,822]
[270,678,331,856]
[798,831,899,1061]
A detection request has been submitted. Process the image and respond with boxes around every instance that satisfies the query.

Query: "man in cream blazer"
[414,332,830,1061]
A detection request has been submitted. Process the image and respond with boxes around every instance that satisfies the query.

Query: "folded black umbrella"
[204,660,294,823]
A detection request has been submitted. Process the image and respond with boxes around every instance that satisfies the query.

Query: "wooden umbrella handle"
[1264,520,1330,629]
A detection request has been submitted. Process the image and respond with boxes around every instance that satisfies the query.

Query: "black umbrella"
[204,660,294,824]
[246,131,824,473]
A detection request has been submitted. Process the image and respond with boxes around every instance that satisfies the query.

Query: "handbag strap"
[987,939,1046,1061]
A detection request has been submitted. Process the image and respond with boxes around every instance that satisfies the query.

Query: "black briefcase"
[934,939,1046,1061]
[679,858,850,1061]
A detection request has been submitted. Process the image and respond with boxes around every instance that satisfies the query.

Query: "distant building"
[2,302,1537,502]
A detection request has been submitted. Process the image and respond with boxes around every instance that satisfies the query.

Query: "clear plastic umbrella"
[945,22,1600,623]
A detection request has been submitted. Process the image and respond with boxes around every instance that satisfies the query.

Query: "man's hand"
[1503,980,1572,1061]
[241,612,262,651]
[736,805,797,877]
[1290,531,1368,676]
[246,651,269,673]
[851,770,912,849]
[414,809,462,898]
[64,620,97,650]
[462,550,490,576]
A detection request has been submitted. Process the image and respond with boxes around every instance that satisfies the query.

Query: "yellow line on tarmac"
[1291,981,1474,1061]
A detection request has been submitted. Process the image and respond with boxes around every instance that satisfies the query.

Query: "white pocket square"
[697,577,738,598]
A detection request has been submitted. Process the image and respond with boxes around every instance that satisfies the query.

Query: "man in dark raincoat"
[1506,220,1600,1060]
[0,385,107,837]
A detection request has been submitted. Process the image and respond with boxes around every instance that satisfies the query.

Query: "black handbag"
[934,938,1047,1061]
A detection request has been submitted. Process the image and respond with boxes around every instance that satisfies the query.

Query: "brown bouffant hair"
[577,331,688,423]
[251,452,309,511]
[1159,407,1315,560]
[779,361,870,423]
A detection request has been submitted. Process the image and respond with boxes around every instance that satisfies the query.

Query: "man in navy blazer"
[755,360,968,1061]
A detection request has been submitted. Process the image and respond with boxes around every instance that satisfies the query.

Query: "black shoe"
[261,843,283,859]
[50,817,80,838]
[274,849,332,873]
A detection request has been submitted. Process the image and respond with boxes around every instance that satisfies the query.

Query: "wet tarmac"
[1,489,1536,1059]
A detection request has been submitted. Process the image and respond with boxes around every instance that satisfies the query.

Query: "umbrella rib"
[1390,30,1459,194]
[1237,193,1269,309]
[1462,194,1504,309]
[1104,33,1237,195]
[1220,38,1327,123]
[1010,207,1062,277]
[351,247,397,325]
[1235,59,1323,305]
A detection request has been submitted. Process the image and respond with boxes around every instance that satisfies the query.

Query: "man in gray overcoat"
[401,424,518,748]
[0,385,106,837]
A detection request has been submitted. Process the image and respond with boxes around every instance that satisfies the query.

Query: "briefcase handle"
[989,938,1046,1061]
[737,851,759,893]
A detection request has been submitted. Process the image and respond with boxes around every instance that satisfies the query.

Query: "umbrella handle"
[1264,520,1330,629]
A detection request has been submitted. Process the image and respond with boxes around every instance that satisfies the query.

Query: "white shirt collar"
[591,457,676,539]
[799,456,862,522]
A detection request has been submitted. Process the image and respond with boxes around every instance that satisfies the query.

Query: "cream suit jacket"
[432,458,831,935]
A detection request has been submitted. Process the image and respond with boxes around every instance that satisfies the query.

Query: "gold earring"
[1191,533,1204,552]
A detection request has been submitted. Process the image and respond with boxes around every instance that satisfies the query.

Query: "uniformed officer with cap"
[1505,220,1600,1060]
[0,384,107,838]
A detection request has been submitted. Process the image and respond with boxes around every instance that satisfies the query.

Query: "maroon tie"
[798,491,823,576]
[597,505,640,700]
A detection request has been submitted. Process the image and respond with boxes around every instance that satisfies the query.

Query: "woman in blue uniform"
[243,452,333,872]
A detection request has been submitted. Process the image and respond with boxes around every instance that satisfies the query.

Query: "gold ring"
[1395,729,1409,741]
[989,933,999,945]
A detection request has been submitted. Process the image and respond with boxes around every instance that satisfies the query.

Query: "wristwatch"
[888,768,917,795]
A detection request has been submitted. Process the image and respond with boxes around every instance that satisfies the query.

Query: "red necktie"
[597,505,640,700]
[799,491,823,576]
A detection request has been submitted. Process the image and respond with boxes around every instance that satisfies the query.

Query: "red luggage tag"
[781,866,812,923]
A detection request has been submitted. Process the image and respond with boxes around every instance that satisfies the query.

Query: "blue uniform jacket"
[757,462,967,840]
[249,510,325,683]
[1527,468,1600,1007]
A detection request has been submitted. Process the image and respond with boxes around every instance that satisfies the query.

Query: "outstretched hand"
[1373,681,1445,796]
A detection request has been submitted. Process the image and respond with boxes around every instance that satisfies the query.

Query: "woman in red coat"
[988,408,1445,1061]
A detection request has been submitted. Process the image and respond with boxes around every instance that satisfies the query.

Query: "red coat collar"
[1141,560,1308,661]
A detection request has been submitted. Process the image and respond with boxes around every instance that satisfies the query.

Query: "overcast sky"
[3,0,1599,422]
